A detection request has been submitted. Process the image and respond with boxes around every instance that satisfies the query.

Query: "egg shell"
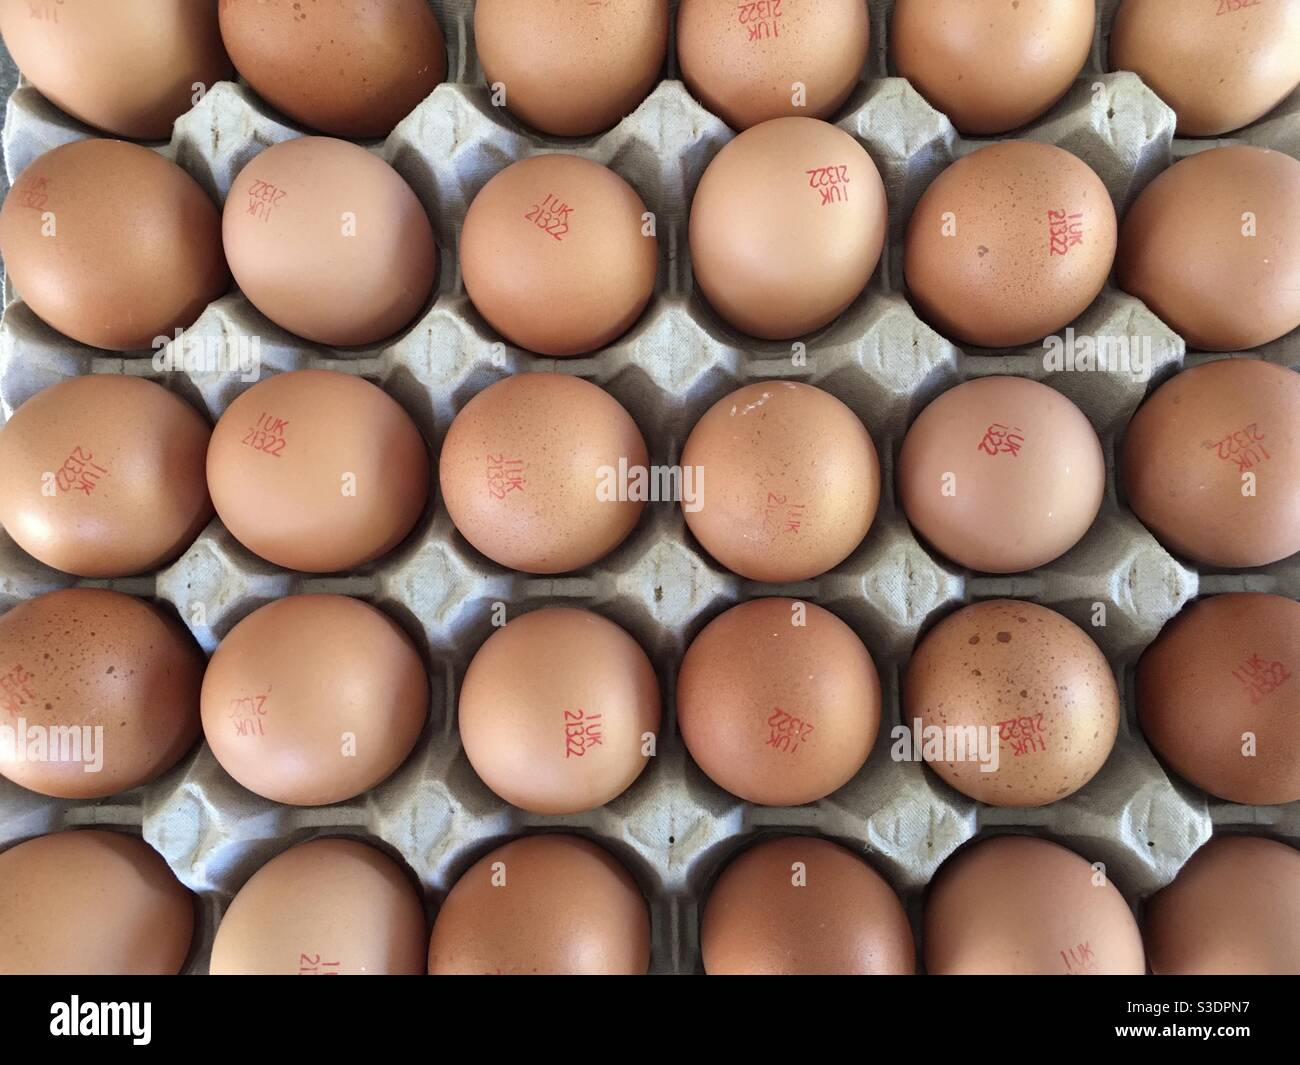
[1137,593,1299,806]
[0,376,212,578]
[438,373,647,574]
[0,589,204,799]
[925,835,1145,974]
[677,0,869,131]
[458,607,660,815]
[475,0,668,137]
[1145,835,1300,975]
[904,140,1117,349]
[897,376,1105,574]
[201,595,428,807]
[217,0,446,138]
[677,598,880,806]
[680,381,880,583]
[891,0,1095,135]
[1117,146,1300,352]
[222,136,437,347]
[1121,358,1300,569]
[689,116,886,340]
[0,139,228,351]
[428,834,650,975]
[0,830,194,975]
[210,837,426,975]
[459,154,658,357]
[904,599,1120,807]
[1110,0,1300,137]
[206,369,430,573]
[0,0,232,140]
[701,836,914,975]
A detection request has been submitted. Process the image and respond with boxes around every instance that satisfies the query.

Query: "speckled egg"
[0,589,204,799]
[903,599,1120,807]
[680,381,880,583]
[904,140,1117,348]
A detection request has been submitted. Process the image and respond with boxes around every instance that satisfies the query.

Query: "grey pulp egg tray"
[0,0,1297,975]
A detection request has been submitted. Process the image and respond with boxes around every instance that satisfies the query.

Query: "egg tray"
[1,0,1299,976]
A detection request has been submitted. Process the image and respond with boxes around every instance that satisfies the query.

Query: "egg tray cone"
[0,0,1297,975]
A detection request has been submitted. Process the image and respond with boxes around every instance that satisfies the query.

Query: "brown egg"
[210,837,425,975]
[428,835,650,975]
[680,382,880,583]
[1138,593,1299,806]
[677,598,880,806]
[223,136,437,347]
[0,830,193,975]
[0,0,232,140]
[925,835,1145,974]
[0,376,212,578]
[0,139,228,351]
[897,376,1105,574]
[1145,835,1300,975]
[475,0,667,137]
[0,589,204,799]
[458,608,660,815]
[904,600,1119,807]
[891,0,1094,134]
[201,595,427,806]
[206,369,429,573]
[1111,0,1300,136]
[689,117,886,339]
[459,154,657,357]
[701,836,914,975]
[1117,147,1300,352]
[438,373,647,574]
[677,0,868,131]
[1121,359,1300,568]
[905,141,1117,349]
[218,0,446,138]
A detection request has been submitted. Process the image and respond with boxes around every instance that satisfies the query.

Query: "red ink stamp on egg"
[563,709,603,758]
[997,713,1047,757]
[1047,209,1084,256]
[228,693,268,738]
[524,193,572,241]
[1231,653,1292,705]
[767,707,813,754]
[298,953,341,975]
[976,423,1025,457]
[1061,941,1098,974]
[55,447,108,495]
[763,491,808,534]
[806,165,850,205]
[0,664,37,718]
[16,175,50,211]
[1213,423,1270,472]
[246,179,287,223]
[737,0,782,40]
[26,1,63,23]
[241,412,288,457]
[1216,0,1262,15]
[486,454,525,499]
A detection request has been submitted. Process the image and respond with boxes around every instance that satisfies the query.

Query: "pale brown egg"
[925,835,1145,975]
[438,373,647,574]
[1117,147,1300,352]
[1138,593,1299,806]
[201,595,428,807]
[897,376,1105,573]
[1121,358,1300,568]
[0,376,212,578]
[210,837,426,975]
[0,0,232,140]
[677,0,868,131]
[0,830,193,975]
[218,0,446,138]
[428,834,651,975]
[701,836,914,975]
[1145,835,1300,975]
[459,154,657,357]
[680,381,880,583]
[1111,0,1300,136]
[458,608,660,815]
[891,0,1094,134]
[905,141,1117,349]
[689,117,886,339]
[903,599,1119,807]
[475,0,667,136]
[206,369,429,573]
[677,598,880,806]
[223,136,437,347]
[0,589,204,799]
[0,139,228,351]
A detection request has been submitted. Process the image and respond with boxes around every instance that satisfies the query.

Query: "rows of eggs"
[0,1,1298,975]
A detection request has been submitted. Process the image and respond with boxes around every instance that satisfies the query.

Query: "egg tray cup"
[1,0,1298,975]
